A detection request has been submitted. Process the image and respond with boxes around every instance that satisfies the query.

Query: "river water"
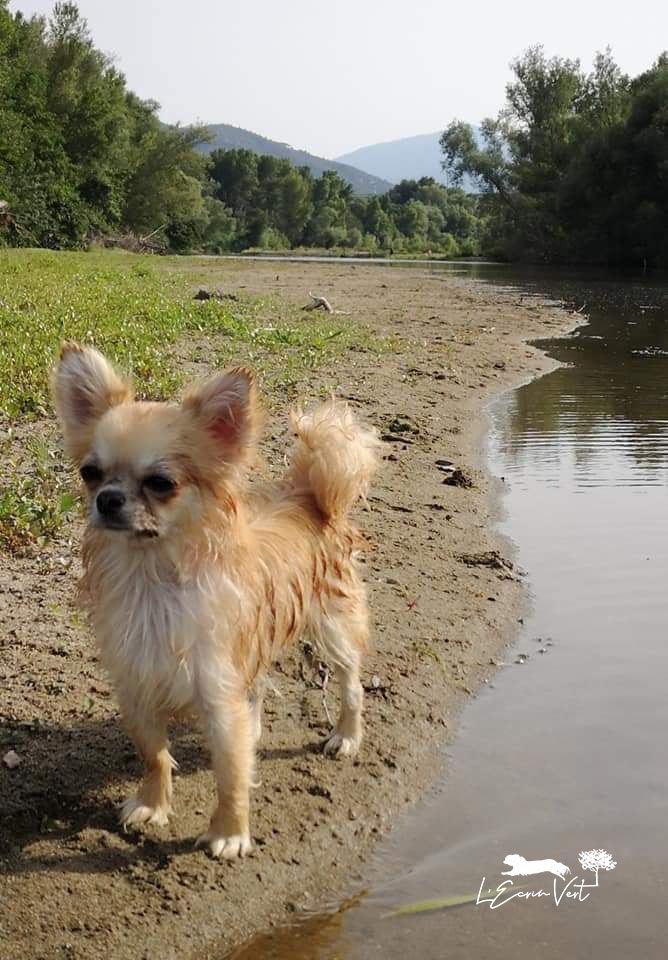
[227,263,668,959]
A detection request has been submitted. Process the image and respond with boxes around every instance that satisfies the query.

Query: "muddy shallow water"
[227,267,668,958]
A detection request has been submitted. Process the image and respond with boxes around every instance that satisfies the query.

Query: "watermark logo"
[477,849,617,909]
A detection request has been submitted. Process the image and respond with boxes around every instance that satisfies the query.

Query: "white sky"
[10,0,667,158]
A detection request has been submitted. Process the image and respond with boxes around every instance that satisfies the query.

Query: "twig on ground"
[140,223,167,244]
[302,291,334,314]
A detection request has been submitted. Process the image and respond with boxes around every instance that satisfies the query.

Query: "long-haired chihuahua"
[52,343,380,858]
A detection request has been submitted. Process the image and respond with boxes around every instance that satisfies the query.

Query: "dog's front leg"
[249,674,267,744]
[119,711,175,828]
[196,693,253,859]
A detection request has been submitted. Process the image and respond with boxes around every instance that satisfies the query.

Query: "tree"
[0,1,213,248]
[441,46,664,265]
[209,148,258,221]
[578,849,617,886]
[201,197,236,253]
[397,199,429,239]
[254,156,311,244]
[122,108,209,238]
[363,197,396,248]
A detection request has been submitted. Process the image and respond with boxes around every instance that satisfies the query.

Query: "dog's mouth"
[93,518,159,539]
[135,527,160,539]
[92,511,160,539]
[94,518,131,532]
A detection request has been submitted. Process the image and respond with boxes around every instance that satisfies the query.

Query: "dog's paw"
[195,830,252,860]
[323,730,361,758]
[119,797,170,829]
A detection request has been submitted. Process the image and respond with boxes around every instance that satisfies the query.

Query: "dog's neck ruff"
[78,504,249,715]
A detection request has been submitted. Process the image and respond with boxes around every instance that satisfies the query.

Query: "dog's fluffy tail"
[287,401,381,522]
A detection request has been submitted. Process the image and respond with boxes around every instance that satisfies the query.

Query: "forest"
[442,47,667,266]
[0,1,479,256]
[1,1,665,265]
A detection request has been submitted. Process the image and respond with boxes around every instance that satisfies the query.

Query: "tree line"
[206,150,480,255]
[1,2,665,265]
[0,1,479,257]
[441,47,667,267]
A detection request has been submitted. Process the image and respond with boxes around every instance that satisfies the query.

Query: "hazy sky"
[10,0,666,158]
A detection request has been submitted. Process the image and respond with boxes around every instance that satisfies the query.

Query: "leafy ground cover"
[0,248,393,549]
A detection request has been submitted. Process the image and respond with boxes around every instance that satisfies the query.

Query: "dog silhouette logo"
[502,854,571,880]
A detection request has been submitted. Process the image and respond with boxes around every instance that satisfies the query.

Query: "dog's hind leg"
[317,607,367,759]
[196,691,254,859]
[119,712,174,828]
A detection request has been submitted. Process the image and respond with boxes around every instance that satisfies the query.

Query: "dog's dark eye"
[80,464,103,484]
[143,474,176,495]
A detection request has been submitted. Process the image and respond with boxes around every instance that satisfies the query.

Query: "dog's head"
[52,343,259,541]
[503,855,522,867]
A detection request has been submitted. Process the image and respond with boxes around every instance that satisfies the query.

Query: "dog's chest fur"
[86,544,239,716]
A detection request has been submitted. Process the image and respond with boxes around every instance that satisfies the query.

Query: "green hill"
[195,123,392,196]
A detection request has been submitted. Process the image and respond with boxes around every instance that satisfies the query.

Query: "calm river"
[227,262,668,959]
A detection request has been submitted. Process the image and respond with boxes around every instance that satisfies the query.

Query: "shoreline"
[0,261,578,960]
[214,253,507,265]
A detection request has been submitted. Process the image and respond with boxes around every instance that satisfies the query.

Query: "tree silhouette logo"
[578,849,617,886]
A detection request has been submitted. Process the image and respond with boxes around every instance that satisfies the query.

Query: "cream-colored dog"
[53,343,380,858]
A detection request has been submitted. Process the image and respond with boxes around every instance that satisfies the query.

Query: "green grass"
[0,248,390,418]
[0,248,394,550]
[0,432,77,550]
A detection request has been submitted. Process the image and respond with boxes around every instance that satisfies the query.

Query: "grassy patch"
[0,248,394,550]
[200,297,387,395]
[0,432,77,551]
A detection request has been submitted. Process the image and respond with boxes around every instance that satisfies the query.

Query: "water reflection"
[225,909,349,960]
[499,281,668,488]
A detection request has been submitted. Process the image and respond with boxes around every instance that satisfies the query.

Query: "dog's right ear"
[181,367,260,465]
[52,343,132,459]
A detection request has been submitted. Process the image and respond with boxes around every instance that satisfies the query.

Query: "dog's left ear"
[182,367,259,462]
[52,343,133,460]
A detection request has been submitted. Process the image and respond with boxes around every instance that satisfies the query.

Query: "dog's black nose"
[96,488,126,517]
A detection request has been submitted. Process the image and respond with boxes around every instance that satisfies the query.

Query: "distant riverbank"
[221,250,502,264]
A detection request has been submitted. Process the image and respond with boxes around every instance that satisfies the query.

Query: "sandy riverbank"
[0,260,575,959]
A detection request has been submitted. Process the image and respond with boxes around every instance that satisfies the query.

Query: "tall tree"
[440,46,663,265]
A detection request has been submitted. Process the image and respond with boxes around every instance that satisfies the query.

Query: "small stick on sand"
[302,291,334,314]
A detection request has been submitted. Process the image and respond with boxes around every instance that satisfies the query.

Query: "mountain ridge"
[336,130,476,189]
[194,123,392,195]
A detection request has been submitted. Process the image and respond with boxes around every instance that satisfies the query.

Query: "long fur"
[53,344,381,858]
[288,401,380,521]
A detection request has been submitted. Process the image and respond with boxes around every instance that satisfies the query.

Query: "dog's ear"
[182,367,259,462]
[52,343,132,459]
